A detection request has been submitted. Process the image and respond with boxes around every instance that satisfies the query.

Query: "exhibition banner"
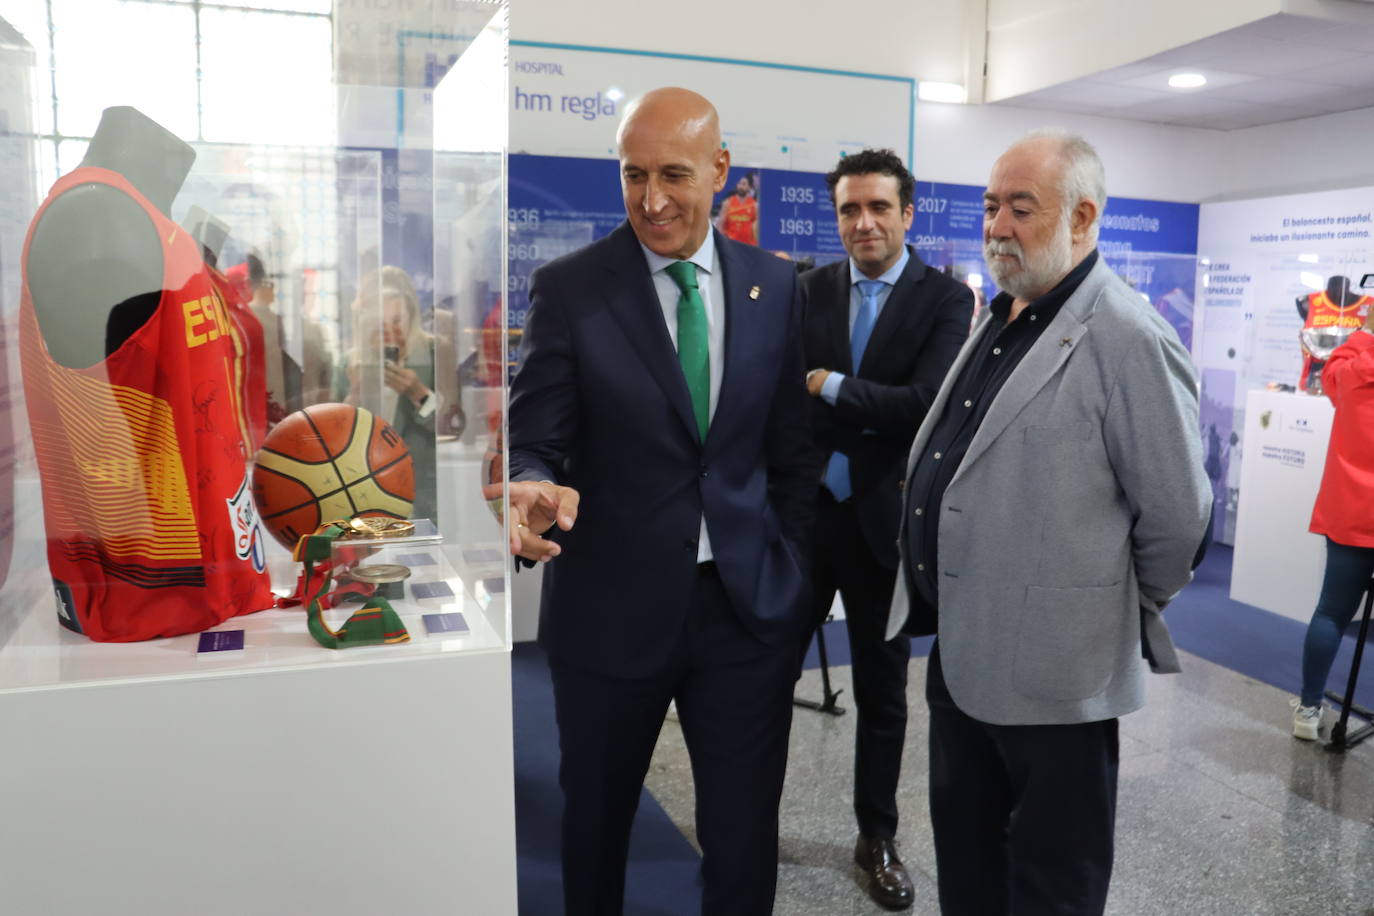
[510,150,1200,346]
[1195,186,1374,541]
[509,42,913,169]
[911,183,1199,347]
[506,42,913,330]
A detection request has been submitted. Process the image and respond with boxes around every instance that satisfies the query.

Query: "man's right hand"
[491,480,580,563]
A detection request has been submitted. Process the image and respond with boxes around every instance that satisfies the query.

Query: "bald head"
[617,87,730,260]
[617,87,721,153]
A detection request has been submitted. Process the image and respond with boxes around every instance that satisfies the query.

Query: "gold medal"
[343,516,416,539]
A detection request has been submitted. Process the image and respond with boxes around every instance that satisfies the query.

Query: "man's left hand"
[806,369,831,397]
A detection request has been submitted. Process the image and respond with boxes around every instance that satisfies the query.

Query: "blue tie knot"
[855,279,885,301]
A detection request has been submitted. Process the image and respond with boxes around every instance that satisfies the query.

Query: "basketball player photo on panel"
[18,106,278,642]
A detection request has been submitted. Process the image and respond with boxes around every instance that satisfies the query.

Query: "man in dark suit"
[801,149,972,911]
[506,87,815,916]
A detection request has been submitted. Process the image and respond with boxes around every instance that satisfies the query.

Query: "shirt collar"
[849,244,909,289]
[641,230,716,277]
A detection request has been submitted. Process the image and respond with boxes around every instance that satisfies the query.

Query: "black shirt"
[905,250,1099,616]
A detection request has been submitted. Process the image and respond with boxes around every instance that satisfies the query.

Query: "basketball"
[252,403,415,548]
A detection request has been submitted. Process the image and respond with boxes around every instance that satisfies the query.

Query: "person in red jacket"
[1294,307,1374,740]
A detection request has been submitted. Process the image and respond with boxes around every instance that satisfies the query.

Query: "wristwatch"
[415,389,440,419]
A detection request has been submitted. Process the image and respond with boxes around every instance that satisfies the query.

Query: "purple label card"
[197,630,245,653]
[395,552,438,568]
[411,581,455,601]
[482,576,506,595]
[462,547,504,566]
[422,613,469,635]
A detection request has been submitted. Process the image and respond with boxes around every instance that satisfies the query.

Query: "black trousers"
[806,492,909,838]
[550,563,798,916]
[926,645,1118,916]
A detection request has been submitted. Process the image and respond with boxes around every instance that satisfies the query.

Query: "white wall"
[915,101,1226,201]
[511,0,974,85]
[1210,105,1374,202]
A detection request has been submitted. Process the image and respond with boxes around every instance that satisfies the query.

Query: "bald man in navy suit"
[506,87,816,916]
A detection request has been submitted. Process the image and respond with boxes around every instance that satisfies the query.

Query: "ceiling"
[1000,12,1374,130]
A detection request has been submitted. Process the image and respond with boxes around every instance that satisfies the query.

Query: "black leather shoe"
[854,835,914,911]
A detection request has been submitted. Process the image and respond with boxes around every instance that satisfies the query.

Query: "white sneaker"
[1291,698,1322,741]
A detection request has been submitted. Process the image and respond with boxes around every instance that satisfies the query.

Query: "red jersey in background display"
[19,166,275,642]
[207,263,268,450]
[721,193,758,245]
[1301,290,1373,391]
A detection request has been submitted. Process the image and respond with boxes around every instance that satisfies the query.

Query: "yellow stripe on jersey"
[37,365,202,560]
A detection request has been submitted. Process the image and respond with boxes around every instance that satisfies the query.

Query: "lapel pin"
[1060,337,1074,347]
[749,285,761,300]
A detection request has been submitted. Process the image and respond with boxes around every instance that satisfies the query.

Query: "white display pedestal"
[0,546,516,916]
[1230,388,1333,622]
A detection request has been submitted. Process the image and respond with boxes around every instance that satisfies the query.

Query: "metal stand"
[793,623,846,716]
[1324,578,1374,752]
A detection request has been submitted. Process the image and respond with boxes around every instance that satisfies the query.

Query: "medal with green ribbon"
[292,521,411,649]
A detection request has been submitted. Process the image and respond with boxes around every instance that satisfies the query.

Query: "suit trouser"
[805,491,909,839]
[549,562,798,916]
[926,645,1118,916]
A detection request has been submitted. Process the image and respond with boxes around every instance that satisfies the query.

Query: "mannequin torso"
[25,106,194,368]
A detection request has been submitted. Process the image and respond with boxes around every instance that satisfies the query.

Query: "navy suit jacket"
[509,222,817,678]
[801,247,972,568]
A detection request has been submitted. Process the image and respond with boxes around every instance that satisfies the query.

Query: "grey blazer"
[886,256,1210,726]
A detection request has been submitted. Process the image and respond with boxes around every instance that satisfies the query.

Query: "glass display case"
[0,0,509,676]
[0,3,513,913]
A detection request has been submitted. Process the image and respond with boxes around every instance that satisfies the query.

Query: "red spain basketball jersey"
[207,263,268,451]
[1301,290,1373,391]
[19,166,275,642]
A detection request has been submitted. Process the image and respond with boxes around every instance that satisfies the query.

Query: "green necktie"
[665,260,710,441]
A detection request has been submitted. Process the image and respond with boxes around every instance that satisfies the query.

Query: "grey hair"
[1019,128,1106,245]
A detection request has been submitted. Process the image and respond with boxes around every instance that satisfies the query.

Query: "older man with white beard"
[886,130,1210,915]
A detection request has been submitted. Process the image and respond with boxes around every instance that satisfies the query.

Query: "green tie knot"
[665,259,699,292]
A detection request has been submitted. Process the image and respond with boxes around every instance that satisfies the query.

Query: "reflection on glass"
[335,265,456,525]
[4,2,54,135]
[431,5,508,641]
[208,0,331,13]
[52,0,198,138]
[0,14,36,633]
[200,8,335,147]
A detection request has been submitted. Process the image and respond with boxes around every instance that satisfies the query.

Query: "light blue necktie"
[824,279,886,502]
